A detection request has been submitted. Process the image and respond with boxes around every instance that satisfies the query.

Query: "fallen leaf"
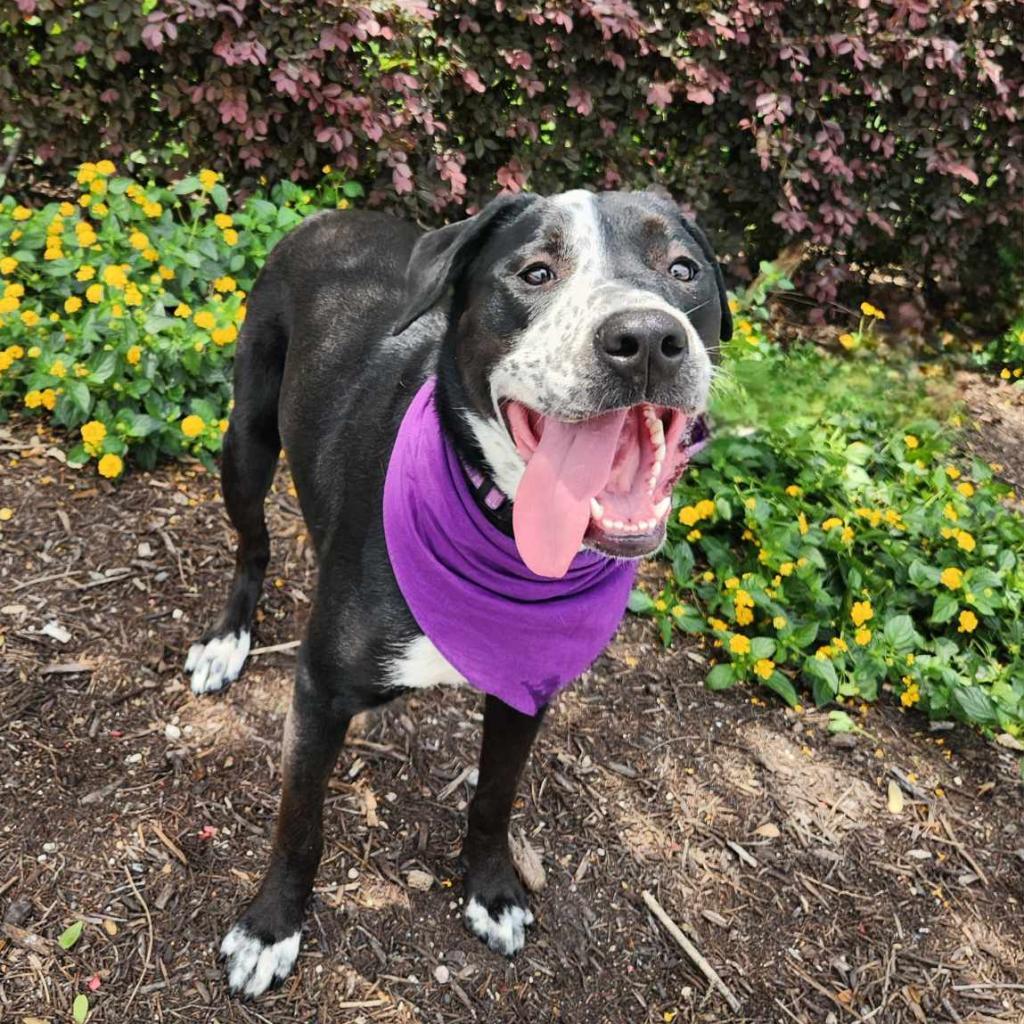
[57,920,83,950]
[887,780,904,815]
[73,994,88,1023]
[754,822,780,838]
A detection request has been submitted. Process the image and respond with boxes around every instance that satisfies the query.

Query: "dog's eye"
[519,263,555,286]
[669,258,699,282]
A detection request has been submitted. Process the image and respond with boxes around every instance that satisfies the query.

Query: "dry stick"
[123,866,155,1012]
[641,890,742,1014]
[249,639,301,657]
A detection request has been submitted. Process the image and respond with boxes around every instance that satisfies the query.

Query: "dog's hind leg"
[187,303,285,695]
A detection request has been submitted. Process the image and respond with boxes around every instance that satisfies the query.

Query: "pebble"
[164,723,182,741]
[433,965,450,984]
[42,842,57,853]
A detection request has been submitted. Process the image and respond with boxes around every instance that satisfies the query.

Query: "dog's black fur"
[188,190,731,996]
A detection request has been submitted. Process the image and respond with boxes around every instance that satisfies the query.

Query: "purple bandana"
[383,378,637,716]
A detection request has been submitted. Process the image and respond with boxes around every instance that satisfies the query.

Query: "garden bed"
[1,413,1021,1024]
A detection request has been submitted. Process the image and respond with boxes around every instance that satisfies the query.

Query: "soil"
[1,407,1022,1024]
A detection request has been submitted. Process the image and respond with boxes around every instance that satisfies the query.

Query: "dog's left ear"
[681,218,732,343]
[393,194,538,335]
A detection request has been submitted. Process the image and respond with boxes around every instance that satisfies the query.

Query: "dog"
[185,188,731,997]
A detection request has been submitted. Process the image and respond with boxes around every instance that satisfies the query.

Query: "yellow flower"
[838,332,857,350]
[940,567,963,590]
[957,610,978,633]
[724,577,739,590]
[822,517,842,531]
[76,266,96,282]
[832,637,848,652]
[900,683,920,708]
[841,526,855,543]
[702,571,714,582]
[815,645,833,660]
[0,256,17,274]
[124,284,143,306]
[81,420,107,445]
[130,230,149,250]
[40,388,57,410]
[198,168,220,190]
[158,265,175,280]
[97,453,123,479]
[6,344,23,359]
[854,627,872,645]
[27,345,40,358]
[5,282,24,299]
[728,298,740,314]
[778,562,794,577]
[214,213,234,229]
[955,530,976,552]
[24,389,43,408]
[64,296,83,313]
[654,599,667,612]
[671,604,684,617]
[851,600,873,627]
[12,205,32,221]
[218,419,229,432]
[773,615,787,629]
[956,482,974,498]
[143,201,162,218]
[694,498,715,519]
[729,634,751,655]
[222,228,239,246]
[1000,368,1011,380]
[753,658,774,680]
[708,617,728,632]
[181,414,205,438]
[686,529,701,541]
[735,606,754,626]
[111,303,123,318]
[77,162,97,184]
[95,159,116,176]
[212,324,238,346]
[678,505,699,527]
[945,465,961,480]
[126,345,142,366]
[78,194,92,207]
[0,295,19,315]
[943,502,958,522]
[174,303,192,318]
[102,264,128,289]
[785,485,801,497]
[49,359,67,378]
[213,275,237,293]
[89,178,107,195]
[904,435,919,450]
[20,309,40,327]
[797,512,809,535]
[194,310,216,330]
[860,301,885,319]
[86,283,104,304]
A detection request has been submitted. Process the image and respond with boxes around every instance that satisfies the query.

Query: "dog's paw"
[464,895,534,956]
[185,629,250,694]
[220,922,300,998]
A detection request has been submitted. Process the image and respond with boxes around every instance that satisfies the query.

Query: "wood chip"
[405,870,434,891]
[887,780,905,815]
[511,831,547,892]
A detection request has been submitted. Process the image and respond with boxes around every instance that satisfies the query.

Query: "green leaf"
[788,621,819,649]
[66,443,90,468]
[804,655,838,690]
[705,664,736,690]
[951,686,998,726]
[763,671,800,708]
[827,710,856,733]
[127,413,163,438]
[660,617,673,647]
[714,496,732,520]
[627,589,654,614]
[812,674,837,707]
[908,561,940,588]
[750,637,776,660]
[73,993,89,1023]
[211,183,229,211]
[930,592,958,624]
[883,614,918,651]
[342,180,365,198]
[173,175,200,195]
[671,541,694,584]
[58,920,83,950]
[64,380,92,417]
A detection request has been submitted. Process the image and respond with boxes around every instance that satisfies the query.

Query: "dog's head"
[395,189,731,578]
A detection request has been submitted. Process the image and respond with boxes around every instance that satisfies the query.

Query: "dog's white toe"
[220,924,300,998]
[464,897,533,956]
[186,629,251,694]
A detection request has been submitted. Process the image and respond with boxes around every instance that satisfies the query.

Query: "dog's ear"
[681,218,732,343]
[393,194,538,335]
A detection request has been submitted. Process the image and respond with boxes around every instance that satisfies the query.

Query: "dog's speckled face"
[397,189,731,577]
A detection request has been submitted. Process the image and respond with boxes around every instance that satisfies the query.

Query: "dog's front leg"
[220,658,351,998]
[462,694,546,955]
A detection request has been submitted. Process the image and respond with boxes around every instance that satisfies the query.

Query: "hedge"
[2,1,1022,321]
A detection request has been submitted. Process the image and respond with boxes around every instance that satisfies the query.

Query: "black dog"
[185,189,730,997]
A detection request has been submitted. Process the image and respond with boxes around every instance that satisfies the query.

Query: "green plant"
[0,162,362,472]
[632,288,1024,736]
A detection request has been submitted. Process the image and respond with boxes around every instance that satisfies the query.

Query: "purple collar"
[383,378,637,716]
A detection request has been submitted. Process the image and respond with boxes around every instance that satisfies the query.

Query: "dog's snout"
[595,309,688,389]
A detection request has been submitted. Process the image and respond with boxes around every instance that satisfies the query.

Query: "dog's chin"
[583,519,667,560]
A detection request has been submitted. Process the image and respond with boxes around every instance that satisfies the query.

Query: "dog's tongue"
[513,409,627,578]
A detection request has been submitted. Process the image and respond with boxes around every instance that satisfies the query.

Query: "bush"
[631,282,1024,737]
[2,1,1021,319]
[0,162,360,472]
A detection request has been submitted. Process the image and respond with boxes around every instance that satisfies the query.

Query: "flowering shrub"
[972,314,1024,384]
[632,289,1024,736]
[0,163,359,472]
[2,1,1021,318]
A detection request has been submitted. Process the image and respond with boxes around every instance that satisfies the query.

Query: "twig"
[249,639,301,657]
[123,866,154,1011]
[641,890,741,1013]
[939,816,988,887]
[786,957,858,1018]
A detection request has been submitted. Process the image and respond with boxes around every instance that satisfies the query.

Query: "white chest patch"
[385,634,468,690]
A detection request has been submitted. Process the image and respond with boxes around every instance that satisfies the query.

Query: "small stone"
[42,842,57,853]
[406,870,434,891]
[164,723,182,741]
[433,964,450,984]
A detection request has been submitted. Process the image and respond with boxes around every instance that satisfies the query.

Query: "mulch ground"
[1,381,1022,1024]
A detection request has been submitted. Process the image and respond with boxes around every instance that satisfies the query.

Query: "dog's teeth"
[653,497,671,519]
[651,460,662,482]
[612,519,625,530]
[590,498,604,519]
[649,420,665,446]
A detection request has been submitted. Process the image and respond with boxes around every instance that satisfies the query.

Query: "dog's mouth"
[504,401,705,578]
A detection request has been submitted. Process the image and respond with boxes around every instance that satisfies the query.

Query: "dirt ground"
[1,381,1022,1024]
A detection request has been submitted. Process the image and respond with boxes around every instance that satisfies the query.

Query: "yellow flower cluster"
[860,302,885,319]
[850,600,873,627]
[678,498,716,527]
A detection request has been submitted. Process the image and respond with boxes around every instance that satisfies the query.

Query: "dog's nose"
[594,309,688,389]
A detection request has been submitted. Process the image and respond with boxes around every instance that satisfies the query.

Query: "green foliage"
[635,277,1024,735]
[0,163,360,473]
[971,312,1024,384]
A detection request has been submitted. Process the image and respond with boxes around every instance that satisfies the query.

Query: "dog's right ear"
[392,194,537,335]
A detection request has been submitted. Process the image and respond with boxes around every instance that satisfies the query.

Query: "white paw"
[186,629,250,694]
[220,924,300,998]
[464,897,534,956]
